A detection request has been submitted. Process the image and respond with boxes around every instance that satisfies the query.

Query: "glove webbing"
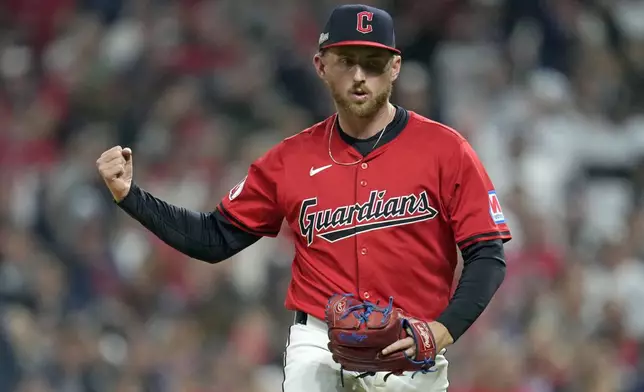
[332,295,437,386]
[335,296,394,386]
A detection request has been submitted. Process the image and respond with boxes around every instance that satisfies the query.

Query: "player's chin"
[347,101,379,117]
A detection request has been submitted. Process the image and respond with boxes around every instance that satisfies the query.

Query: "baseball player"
[96,4,511,392]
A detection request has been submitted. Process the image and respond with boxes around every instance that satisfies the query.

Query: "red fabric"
[4,0,75,50]
[219,112,512,323]
[172,44,240,74]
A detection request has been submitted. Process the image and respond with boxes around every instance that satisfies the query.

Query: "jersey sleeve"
[443,140,512,250]
[217,146,284,237]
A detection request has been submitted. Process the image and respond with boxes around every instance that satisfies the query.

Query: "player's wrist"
[115,182,139,208]
[428,321,454,351]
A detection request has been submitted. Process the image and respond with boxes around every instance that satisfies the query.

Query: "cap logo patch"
[356,11,374,34]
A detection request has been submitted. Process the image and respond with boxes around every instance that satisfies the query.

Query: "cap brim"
[320,41,401,54]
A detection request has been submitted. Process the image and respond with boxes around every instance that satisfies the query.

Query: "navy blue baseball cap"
[318,4,400,54]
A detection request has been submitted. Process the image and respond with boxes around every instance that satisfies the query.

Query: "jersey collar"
[336,105,409,157]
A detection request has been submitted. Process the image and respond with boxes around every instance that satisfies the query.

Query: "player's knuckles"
[96,155,108,166]
[98,146,123,160]
[97,162,109,175]
[98,155,125,169]
[107,145,123,154]
[109,156,125,167]
[99,169,116,180]
[100,163,124,178]
[96,159,113,171]
[97,153,120,166]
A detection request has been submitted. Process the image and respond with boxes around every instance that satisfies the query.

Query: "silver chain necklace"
[327,107,393,166]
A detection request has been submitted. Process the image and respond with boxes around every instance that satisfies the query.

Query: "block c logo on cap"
[356,11,374,34]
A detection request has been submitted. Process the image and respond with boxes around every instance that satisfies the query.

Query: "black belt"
[294,311,308,325]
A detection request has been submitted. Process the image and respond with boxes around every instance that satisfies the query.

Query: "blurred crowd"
[1,0,644,391]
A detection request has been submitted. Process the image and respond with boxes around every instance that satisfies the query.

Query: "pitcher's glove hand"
[325,294,437,383]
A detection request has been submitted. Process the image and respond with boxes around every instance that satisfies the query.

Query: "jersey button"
[361,163,368,169]
[363,292,370,299]
[360,180,367,187]
[360,247,367,255]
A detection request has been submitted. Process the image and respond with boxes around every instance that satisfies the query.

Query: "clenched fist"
[96,146,133,202]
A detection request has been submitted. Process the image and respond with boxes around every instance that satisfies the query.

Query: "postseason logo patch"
[488,190,505,224]
[229,176,247,201]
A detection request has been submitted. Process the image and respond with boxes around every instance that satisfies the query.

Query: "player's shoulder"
[283,117,330,142]
[272,115,332,152]
[254,116,331,166]
[406,111,468,149]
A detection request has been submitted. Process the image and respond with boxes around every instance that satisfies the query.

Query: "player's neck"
[337,102,395,139]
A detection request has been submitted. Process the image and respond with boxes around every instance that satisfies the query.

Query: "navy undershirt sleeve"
[116,183,261,262]
[435,239,506,341]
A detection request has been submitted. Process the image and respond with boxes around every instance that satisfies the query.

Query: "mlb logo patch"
[488,190,505,224]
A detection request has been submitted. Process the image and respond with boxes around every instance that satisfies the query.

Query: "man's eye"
[365,60,387,72]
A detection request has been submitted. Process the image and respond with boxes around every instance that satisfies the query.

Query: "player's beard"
[330,82,392,119]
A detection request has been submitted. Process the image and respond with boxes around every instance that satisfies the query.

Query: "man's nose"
[352,65,366,82]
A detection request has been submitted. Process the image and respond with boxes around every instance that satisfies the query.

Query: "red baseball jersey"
[218,111,511,321]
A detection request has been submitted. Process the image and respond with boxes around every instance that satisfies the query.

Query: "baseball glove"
[325,293,437,383]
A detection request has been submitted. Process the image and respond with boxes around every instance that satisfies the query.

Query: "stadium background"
[1,0,644,391]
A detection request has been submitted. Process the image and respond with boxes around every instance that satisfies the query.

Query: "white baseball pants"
[282,314,449,392]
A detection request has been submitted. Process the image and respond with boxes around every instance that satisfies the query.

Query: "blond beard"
[330,83,392,118]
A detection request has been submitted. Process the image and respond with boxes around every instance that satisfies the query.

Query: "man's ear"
[390,55,401,82]
[313,52,326,78]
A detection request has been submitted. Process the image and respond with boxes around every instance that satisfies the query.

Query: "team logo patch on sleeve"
[229,176,247,201]
[488,190,505,224]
